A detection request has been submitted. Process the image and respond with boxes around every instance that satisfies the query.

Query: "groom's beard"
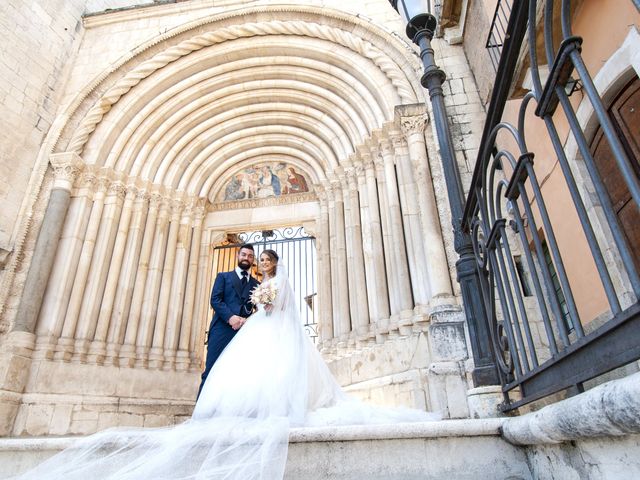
[238,260,251,270]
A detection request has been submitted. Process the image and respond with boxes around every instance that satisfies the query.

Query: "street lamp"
[391,1,433,37]
[389,0,499,386]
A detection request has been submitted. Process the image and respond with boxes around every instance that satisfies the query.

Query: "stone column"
[148,197,182,369]
[339,171,359,330]
[106,183,151,365]
[177,201,206,371]
[316,185,334,347]
[401,114,453,299]
[57,172,110,361]
[379,138,413,314]
[77,175,126,363]
[13,153,84,335]
[36,171,94,346]
[328,177,351,341]
[190,229,223,370]
[119,188,162,367]
[391,131,432,308]
[372,149,398,319]
[346,166,370,339]
[135,193,171,368]
[92,180,138,360]
[163,200,194,370]
[362,152,390,323]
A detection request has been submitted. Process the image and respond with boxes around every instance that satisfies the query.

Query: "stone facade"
[0,0,490,437]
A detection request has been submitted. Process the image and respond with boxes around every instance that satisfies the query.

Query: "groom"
[198,243,259,397]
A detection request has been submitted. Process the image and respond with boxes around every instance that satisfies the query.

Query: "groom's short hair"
[239,243,254,252]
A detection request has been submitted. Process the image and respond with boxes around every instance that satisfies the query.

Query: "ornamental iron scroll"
[463,0,640,411]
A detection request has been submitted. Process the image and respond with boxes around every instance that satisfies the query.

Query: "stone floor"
[0,419,533,479]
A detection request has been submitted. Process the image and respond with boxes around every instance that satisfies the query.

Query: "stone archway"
[0,4,462,436]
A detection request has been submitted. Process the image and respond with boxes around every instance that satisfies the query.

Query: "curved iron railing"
[463,0,640,410]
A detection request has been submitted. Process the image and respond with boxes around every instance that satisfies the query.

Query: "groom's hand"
[229,315,245,330]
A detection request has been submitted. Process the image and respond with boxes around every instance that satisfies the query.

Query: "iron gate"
[212,227,318,342]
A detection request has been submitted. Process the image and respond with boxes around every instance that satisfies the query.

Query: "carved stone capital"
[77,169,98,192]
[400,114,429,136]
[379,139,394,159]
[49,152,85,191]
[193,198,208,221]
[390,132,408,151]
[314,183,329,203]
[148,188,164,209]
[107,180,127,200]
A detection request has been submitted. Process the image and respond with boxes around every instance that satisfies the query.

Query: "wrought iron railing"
[463,0,640,410]
[212,227,318,341]
[486,0,513,72]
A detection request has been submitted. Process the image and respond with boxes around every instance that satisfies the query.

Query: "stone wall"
[0,0,487,436]
[461,0,496,106]
[0,0,85,265]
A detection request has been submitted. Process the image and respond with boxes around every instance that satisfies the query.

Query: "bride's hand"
[264,304,274,315]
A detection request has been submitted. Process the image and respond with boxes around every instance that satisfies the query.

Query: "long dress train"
[13,264,438,479]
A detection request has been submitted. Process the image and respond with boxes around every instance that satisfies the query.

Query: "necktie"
[241,270,248,286]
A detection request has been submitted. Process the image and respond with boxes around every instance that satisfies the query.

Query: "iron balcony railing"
[463,0,640,411]
[486,0,513,72]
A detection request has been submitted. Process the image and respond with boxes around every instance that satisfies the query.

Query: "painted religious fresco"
[218,162,310,202]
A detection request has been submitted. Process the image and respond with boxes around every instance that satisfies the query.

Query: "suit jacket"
[210,270,260,327]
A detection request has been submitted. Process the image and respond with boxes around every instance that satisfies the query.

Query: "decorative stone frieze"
[209,192,316,211]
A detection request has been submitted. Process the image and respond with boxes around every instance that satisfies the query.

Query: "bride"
[14,250,437,479]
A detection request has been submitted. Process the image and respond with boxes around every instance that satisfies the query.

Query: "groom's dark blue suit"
[198,269,259,397]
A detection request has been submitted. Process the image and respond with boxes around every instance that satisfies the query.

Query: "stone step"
[0,419,533,479]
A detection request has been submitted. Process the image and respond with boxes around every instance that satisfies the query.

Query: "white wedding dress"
[14,265,438,479]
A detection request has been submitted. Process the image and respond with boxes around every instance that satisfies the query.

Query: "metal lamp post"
[389,0,499,386]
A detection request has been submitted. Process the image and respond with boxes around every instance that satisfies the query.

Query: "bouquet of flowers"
[250,282,278,308]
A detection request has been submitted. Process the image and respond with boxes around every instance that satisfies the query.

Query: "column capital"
[372,149,385,175]
[195,197,208,218]
[314,182,329,203]
[49,152,85,191]
[400,113,430,137]
[170,196,186,219]
[390,131,408,152]
[77,167,98,194]
[148,186,165,209]
[328,177,343,201]
[379,138,394,159]
[107,180,127,201]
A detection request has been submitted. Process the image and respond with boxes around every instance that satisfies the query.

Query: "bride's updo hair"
[262,249,279,262]
[261,249,279,275]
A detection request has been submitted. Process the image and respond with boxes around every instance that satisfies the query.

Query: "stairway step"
[0,419,532,479]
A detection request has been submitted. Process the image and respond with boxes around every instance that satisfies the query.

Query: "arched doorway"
[212,227,318,342]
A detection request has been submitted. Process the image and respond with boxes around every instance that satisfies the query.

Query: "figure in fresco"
[274,163,290,192]
[244,169,260,199]
[219,163,309,202]
[224,173,247,201]
[285,167,308,193]
[257,165,281,197]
